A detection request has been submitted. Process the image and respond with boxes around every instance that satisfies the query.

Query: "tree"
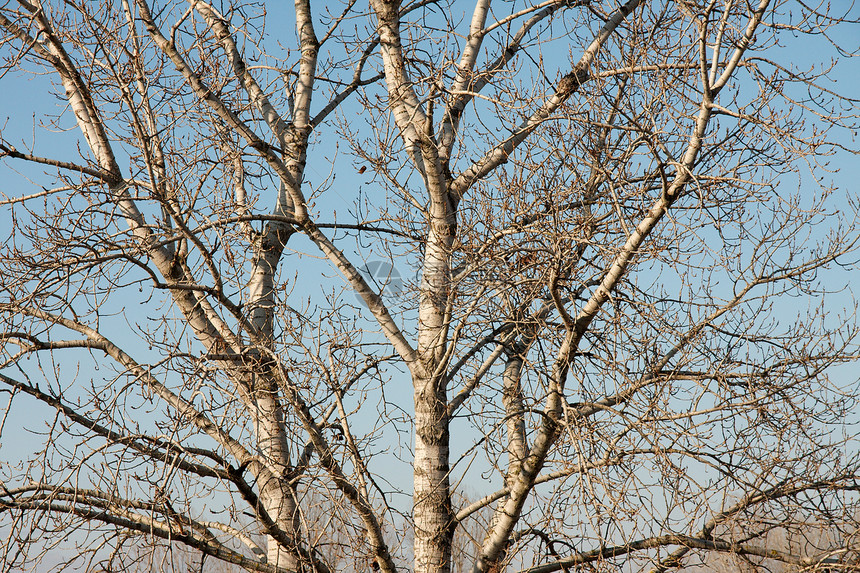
[0,0,859,571]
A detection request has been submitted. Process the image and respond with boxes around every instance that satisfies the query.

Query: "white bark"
[469,3,773,569]
[502,346,529,489]
[368,0,431,178]
[369,3,458,568]
[439,0,576,163]
[450,0,644,200]
[27,1,311,567]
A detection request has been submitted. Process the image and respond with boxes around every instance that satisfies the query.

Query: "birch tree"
[1,0,859,572]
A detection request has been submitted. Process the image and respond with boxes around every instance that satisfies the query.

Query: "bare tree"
[1,0,859,572]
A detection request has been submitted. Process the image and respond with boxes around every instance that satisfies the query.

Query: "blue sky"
[1,2,859,570]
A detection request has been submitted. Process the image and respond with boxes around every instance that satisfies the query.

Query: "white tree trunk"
[413,373,454,573]
[414,203,458,573]
[256,389,301,570]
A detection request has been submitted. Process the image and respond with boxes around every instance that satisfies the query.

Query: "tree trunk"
[414,204,457,573]
[257,391,301,570]
[413,372,454,573]
[249,229,301,570]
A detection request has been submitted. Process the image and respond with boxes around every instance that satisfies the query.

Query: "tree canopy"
[1,0,859,572]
